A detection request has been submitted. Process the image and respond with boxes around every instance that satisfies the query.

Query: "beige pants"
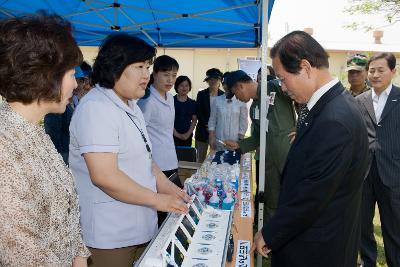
[88,243,148,267]
[195,140,209,163]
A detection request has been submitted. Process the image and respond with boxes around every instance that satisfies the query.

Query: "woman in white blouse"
[69,34,190,267]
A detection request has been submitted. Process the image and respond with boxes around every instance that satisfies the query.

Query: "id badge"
[254,106,260,120]
[269,92,276,105]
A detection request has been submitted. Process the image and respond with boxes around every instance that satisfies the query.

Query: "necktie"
[296,104,309,130]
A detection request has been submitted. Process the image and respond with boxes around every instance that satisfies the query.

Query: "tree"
[345,0,400,31]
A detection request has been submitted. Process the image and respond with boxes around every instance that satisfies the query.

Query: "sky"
[268,0,400,45]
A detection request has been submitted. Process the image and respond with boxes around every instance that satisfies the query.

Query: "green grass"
[374,208,387,267]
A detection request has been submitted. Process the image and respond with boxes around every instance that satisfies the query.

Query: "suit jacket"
[262,82,369,267]
[194,88,224,142]
[356,85,400,187]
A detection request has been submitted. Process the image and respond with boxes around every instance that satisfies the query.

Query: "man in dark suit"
[356,52,400,267]
[252,31,369,267]
[194,68,224,162]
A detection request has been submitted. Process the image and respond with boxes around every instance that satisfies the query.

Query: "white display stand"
[135,195,233,267]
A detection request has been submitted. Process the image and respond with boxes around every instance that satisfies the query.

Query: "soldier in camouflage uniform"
[224,70,296,223]
[346,53,370,97]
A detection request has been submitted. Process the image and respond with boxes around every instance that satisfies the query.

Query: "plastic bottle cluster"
[185,158,240,210]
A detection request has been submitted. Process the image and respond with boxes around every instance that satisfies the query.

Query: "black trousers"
[360,157,400,267]
[174,135,193,147]
[157,169,182,228]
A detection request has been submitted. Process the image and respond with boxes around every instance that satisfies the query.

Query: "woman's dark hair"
[80,61,92,76]
[270,31,329,74]
[0,13,82,104]
[91,34,156,89]
[174,76,192,93]
[153,55,179,73]
[367,52,397,70]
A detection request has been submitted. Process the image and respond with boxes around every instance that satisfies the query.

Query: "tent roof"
[0,0,274,48]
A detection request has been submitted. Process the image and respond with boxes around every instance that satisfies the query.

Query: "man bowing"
[252,31,369,267]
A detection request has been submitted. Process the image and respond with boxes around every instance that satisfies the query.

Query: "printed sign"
[235,240,251,267]
[240,178,251,193]
[241,192,251,201]
[241,201,252,218]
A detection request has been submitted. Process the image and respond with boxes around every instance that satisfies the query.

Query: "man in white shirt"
[356,52,400,267]
[208,84,248,151]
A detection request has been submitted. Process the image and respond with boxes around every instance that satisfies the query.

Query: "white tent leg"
[257,0,270,266]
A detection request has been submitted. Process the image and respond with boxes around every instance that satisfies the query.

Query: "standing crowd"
[1,12,399,267]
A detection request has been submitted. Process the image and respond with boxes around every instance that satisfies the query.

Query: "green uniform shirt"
[348,83,371,97]
[238,80,296,162]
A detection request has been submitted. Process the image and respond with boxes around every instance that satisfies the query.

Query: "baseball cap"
[75,66,85,78]
[225,70,251,91]
[204,68,223,81]
[222,71,231,85]
[346,54,368,72]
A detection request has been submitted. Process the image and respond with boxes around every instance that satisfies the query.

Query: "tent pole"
[257,0,269,266]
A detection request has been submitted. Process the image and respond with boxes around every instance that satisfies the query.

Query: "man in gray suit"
[356,52,400,267]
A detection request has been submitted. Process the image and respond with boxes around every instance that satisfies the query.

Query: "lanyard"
[125,112,152,159]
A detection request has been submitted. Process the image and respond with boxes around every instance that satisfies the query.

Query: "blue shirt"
[173,95,196,134]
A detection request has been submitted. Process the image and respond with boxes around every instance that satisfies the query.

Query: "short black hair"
[91,34,156,89]
[153,55,179,73]
[0,13,82,104]
[270,31,329,74]
[80,61,92,76]
[368,52,396,70]
[174,75,192,93]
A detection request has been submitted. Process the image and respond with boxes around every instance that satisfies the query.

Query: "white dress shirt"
[138,85,178,171]
[307,78,339,110]
[372,84,392,123]
[208,95,248,151]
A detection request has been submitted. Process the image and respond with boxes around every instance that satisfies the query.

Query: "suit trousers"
[360,157,400,267]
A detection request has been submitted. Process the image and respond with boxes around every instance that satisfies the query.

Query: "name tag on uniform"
[254,106,260,120]
[269,92,276,105]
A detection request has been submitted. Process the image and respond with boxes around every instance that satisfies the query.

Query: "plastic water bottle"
[197,188,206,204]
[214,177,223,189]
[209,189,220,208]
[222,191,234,210]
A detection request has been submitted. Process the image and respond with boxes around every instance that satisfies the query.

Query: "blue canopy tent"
[0,0,274,48]
[0,1,275,265]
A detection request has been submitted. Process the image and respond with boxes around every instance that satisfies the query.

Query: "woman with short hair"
[173,75,197,147]
[69,34,190,267]
[0,13,90,267]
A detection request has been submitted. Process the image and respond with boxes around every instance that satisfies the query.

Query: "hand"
[224,140,239,150]
[154,193,189,214]
[72,256,88,267]
[209,135,216,151]
[174,132,184,139]
[251,230,271,258]
[182,132,191,140]
[173,186,192,204]
[288,131,296,144]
